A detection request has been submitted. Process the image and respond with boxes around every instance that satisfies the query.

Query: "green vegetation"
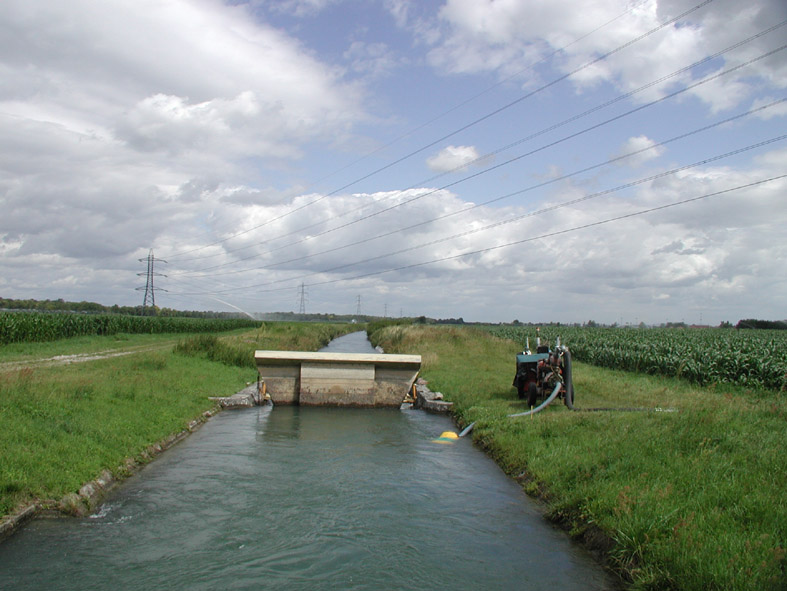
[0,352,247,517]
[173,322,355,368]
[0,311,261,345]
[489,325,787,391]
[5,316,785,588]
[0,296,254,318]
[0,322,354,518]
[0,332,195,365]
[371,324,787,591]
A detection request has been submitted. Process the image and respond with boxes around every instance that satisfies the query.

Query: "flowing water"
[318,330,380,354]
[0,333,618,590]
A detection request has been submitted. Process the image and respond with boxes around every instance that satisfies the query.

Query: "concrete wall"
[255,351,421,408]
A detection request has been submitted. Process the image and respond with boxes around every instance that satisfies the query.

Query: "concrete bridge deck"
[254,350,422,408]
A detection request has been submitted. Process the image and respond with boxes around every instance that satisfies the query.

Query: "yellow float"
[432,431,459,444]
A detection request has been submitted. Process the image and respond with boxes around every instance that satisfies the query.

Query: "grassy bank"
[0,322,354,518]
[371,324,786,591]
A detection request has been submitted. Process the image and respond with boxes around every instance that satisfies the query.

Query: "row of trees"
[735,319,787,330]
[0,298,247,319]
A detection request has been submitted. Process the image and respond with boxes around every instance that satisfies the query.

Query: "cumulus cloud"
[1,0,785,324]
[384,0,411,29]
[155,142,787,322]
[425,0,786,111]
[612,135,666,166]
[426,145,481,172]
[0,0,366,262]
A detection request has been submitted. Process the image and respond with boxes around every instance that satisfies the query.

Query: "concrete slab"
[255,350,421,407]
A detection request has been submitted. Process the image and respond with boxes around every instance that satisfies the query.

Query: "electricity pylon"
[298,283,307,315]
[136,249,167,312]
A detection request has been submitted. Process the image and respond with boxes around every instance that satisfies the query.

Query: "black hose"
[564,348,574,409]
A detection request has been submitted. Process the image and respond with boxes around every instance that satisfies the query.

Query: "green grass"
[0,332,187,363]
[171,322,356,368]
[0,351,249,516]
[0,322,356,518]
[371,324,787,591]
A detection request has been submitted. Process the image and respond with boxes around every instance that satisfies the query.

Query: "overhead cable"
[171,41,785,278]
[164,0,717,261]
[167,135,785,296]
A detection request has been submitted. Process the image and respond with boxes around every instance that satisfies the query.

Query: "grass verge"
[371,324,786,591]
[0,322,355,520]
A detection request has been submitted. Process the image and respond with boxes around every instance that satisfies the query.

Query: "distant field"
[0,311,261,345]
[488,325,786,391]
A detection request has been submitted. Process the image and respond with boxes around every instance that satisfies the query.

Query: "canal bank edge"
[0,380,451,544]
[470,433,626,588]
[1,381,622,586]
[0,402,222,543]
[413,378,453,413]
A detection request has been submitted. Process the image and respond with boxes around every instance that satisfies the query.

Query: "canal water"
[318,330,380,354]
[0,333,617,590]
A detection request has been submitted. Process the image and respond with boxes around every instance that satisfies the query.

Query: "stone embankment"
[210,382,262,408]
[412,378,453,413]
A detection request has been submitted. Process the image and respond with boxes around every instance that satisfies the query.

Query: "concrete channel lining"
[254,350,422,407]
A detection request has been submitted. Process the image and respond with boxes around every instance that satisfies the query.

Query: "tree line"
[0,297,247,319]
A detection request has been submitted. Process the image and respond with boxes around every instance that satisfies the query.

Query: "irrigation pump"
[512,330,574,411]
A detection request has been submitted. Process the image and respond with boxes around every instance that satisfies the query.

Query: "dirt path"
[0,343,174,372]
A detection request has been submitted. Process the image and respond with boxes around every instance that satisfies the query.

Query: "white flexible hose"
[508,381,563,418]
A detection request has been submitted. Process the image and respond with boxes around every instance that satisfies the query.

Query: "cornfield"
[0,312,260,345]
[488,325,787,391]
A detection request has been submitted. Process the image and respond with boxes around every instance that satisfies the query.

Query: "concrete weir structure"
[254,350,422,407]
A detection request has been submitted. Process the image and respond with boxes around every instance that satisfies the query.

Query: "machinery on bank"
[509,330,662,419]
[512,329,574,411]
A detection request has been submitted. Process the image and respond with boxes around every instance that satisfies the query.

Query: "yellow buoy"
[432,431,459,444]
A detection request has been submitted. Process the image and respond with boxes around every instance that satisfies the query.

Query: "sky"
[1,0,785,325]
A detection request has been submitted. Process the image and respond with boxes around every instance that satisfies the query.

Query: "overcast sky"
[1,0,785,324]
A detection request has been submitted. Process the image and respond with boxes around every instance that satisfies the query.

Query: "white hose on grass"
[508,381,563,418]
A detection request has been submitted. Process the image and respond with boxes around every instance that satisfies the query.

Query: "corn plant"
[0,312,260,345]
[488,325,787,391]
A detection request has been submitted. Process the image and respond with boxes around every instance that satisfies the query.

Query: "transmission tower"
[136,249,167,312]
[356,295,362,316]
[298,283,307,315]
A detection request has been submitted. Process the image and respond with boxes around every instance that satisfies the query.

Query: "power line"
[292,175,787,291]
[177,174,786,296]
[159,5,785,303]
[164,0,718,263]
[167,135,785,297]
[171,31,785,279]
[170,93,785,289]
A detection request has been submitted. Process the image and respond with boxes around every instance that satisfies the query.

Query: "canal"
[0,333,618,590]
